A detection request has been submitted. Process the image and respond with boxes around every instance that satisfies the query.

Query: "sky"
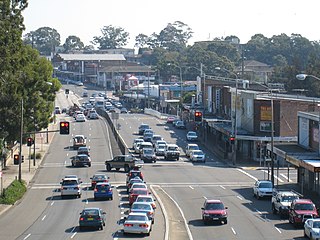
[22,0,320,49]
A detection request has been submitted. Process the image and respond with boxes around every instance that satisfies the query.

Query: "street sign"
[111,112,119,120]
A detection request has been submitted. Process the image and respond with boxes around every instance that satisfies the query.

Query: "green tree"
[63,35,84,52]
[92,25,129,49]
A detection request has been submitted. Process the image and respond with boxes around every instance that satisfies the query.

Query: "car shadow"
[46,195,78,201]
[188,219,225,227]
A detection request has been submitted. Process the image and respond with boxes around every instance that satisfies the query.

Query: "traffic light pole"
[19,98,23,182]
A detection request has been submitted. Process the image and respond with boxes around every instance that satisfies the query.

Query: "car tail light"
[148,211,153,215]
[152,203,156,208]
[80,217,84,221]
[97,218,101,221]
[92,181,96,184]
[139,223,149,228]
[94,188,97,192]
[124,223,133,227]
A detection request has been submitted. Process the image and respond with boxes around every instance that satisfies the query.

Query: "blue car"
[94,182,113,200]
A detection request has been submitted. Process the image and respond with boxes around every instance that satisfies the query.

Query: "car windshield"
[294,203,314,211]
[282,196,298,202]
[193,150,203,155]
[144,149,153,154]
[259,182,272,188]
[190,145,199,150]
[134,190,148,195]
[93,175,107,180]
[188,132,196,136]
[313,221,320,228]
[168,146,178,151]
[127,215,148,221]
[158,145,166,149]
[133,204,152,210]
[82,209,99,216]
[205,203,224,210]
[137,197,152,203]
[132,184,146,189]
[78,155,89,160]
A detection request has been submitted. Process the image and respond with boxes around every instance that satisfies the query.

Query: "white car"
[253,180,273,199]
[132,138,144,149]
[189,150,206,162]
[88,110,98,119]
[155,144,166,156]
[304,218,320,240]
[151,135,163,147]
[130,202,155,224]
[123,212,152,236]
[186,131,198,141]
[76,113,86,122]
[185,143,200,157]
[155,140,167,149]
[135,195,156,209]
[60,176,82,198]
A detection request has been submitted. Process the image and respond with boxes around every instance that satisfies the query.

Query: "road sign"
[111,112,119,120]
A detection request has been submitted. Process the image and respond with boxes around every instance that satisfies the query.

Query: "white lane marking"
[237,169,258,181]
[261,170,284,183]
[23,233,31,240]
[280,173,292,182]
[86,199,88,205]
[203,196,207,200]
[121,211,124,214]
[88,139,91,142]
[189,186,194,190]
[64,160,66,165]
[89,133,91,137]
[231,227,236,235]
[50,201,54,206]
[66,153,69,157]
[103,118,113,159]
[41,215,46,221]
[237,195,243,200]
[220,185,226,189]
[71,232,77,239]
[255,209,262,215]
[275,227,282,233]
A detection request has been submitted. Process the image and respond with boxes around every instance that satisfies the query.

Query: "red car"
[289,199,318,227]
[201,199,228,225]
[129,188,149,205]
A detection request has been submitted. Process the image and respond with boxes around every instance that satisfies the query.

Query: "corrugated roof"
[58,54,126,61]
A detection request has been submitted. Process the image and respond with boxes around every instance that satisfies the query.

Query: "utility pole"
[19,98,23,182]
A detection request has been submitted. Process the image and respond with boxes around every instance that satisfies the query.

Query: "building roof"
[99,65,155,73]
[58,53,126,61]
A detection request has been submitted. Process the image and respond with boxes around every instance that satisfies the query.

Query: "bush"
[0,180,27,205]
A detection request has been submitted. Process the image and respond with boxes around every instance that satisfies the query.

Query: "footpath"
[0,89,80,215]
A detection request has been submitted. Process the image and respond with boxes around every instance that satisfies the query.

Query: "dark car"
[90,173,109,189]
[94,182,113,200]
[138,124,150,135]
[141,148,157,163]
[126,170,144,185]
[79,208,106,230]
[71,154,91,167]
[175,120,186,129]
[201,199,228,225]
[77,146,90,156]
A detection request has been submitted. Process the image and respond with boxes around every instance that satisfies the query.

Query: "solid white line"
[220,185,226,189]
[23,233,31,240]
[86,200,88,204]
[50,201,54,206]
[189,186,194,190]
[275,227,282,233]
[280,173,292,182]
[70,232,77,239]
[41,215,46,221]
[237,195,243,200]
[237,169,258,181]
[203,196,207,200]
[231,227,236,235]
[256,209,262,215]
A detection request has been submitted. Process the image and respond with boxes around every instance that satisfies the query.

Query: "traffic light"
[27,137,34,146]
[14,154,19,165]
[230,136,235,144]
[65,89,69,94]
[194,111,203,122]
[60,121,70,135]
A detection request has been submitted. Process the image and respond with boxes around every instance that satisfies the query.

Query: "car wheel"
[124,165,130,172]
[88,163,91,167]
[272,204,277,214]
[100,224,103,230]
[106,164,111,171]
[146,231,150,236]
[256,193,260,200]
[115,168,120,171]
[110,196,113,200]
[224,219,228,224]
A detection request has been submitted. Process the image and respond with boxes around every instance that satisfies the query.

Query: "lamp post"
[167,63,183,102]
[215,67,238,165]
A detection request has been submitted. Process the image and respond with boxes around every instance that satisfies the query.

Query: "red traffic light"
[60,122,69,127]
[195,112,202,117]
[27,137,34,146]
[60,121,70,135]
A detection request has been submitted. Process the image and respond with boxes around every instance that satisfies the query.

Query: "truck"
[105,155,143,172]
[271,189,301,217]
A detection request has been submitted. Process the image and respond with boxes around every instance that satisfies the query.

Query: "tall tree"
[63,35,84,52]
[92,25,129,49]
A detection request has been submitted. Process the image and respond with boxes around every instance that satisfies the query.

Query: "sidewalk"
[0,89,80,215]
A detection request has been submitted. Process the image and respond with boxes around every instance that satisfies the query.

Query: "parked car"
[123,212,152,236]
[271,189,300,217]
[79,208,106,231]
[253,180,273,199]
[304,218,320,239]
[289,199,318,228]
[186,131,198,141]
[189,150,206,163]
[60,176,82,198]
[185,143,200,157]
[90,173,109,189]
[130,202,155,223]
[93,182,113,200]
[201,199,228,225]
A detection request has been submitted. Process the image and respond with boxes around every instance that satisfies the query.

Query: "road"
[0,84,305,240]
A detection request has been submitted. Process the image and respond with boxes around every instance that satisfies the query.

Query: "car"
[71,154,91,167]
[143,129,153,135]
[289,199,318,228]
[141,148,157,163]
[185,143,200,157]
[189,150,206,162]
[123,212,152,236]
[129,188,150,205]
[76,81,84,86]
[120,107,128,113]
[138,124,150,135]
[304,218,320,239]
[128,182,148,193]
[201,199,228,225]
[94,182,113,200]
[126,170,144,185]
[135,195,156,209]
[132,138,144,149]
[54,106,61,114]
[79,208,106,231]
[88,110,98,119]
[105,155,143,172]
[166,116,176,124]
[60,176,82,198]
[127,177,145,193]
[271,189,300,217]
[151,135,163,147]
[130,202,155,224]
[164,144,180,161]
[76,113,86,122]
[108,106,116,112]
[175,120,186,129]
[138,142,153,156]
[253,180,273,199]
[155,144,166,156]
[172,118,180,127]
[90,173,109,189]
[134,142,143,154]
[186,131,198,141]
[143,132,153,142]
[73,135,87,149]
[82,92,88,97]
[77,146,90,156]
[154,140,167,149]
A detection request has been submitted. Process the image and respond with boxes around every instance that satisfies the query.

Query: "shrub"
[0,180,27,205]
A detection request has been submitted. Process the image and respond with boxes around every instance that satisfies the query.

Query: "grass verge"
[0,180,27,205]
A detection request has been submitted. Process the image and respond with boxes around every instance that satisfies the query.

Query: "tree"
[63,35,84,52]
[135,34,149,49]
[24,27,61,55]
[92,25,129,49]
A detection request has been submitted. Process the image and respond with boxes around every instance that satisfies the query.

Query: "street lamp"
[215,67,238,165]
[167,63,183,102]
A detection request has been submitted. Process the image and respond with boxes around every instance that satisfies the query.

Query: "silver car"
[60,176,82,198]
[189,150,206,162]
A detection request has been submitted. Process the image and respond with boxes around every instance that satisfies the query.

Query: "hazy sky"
[22,0,320,48]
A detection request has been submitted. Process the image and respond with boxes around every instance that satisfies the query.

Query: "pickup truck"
[105,155,143,172]
[73,135,87,149]
[271,189,300,217]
